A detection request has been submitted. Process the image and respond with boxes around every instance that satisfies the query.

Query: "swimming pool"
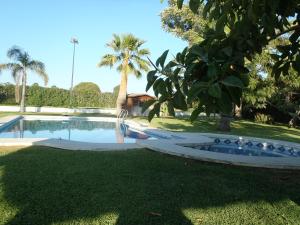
[0,117,153,144]
[185,137,300,158]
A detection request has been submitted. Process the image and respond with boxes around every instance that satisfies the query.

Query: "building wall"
[127,95,154,116]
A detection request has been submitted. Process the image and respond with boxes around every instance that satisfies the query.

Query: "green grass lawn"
[0,146,299,225]
[135,117,300,143]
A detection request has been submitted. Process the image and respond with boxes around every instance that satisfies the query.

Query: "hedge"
[0,83,118,108]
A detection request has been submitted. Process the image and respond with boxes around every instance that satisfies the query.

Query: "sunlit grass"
[134,117,300,143]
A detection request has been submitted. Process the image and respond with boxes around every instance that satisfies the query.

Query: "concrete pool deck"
[0,115,300,169]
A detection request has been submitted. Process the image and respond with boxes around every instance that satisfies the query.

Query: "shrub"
[254,113,273,124]
[73,82,101,107]
[0,83,118,108]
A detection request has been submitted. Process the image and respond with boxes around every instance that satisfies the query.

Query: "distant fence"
[0,106,116,115]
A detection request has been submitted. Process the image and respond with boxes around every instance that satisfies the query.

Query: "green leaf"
[233,65,249,74]
[146,70,158,91]
[189,0,200,13]
[281,62,290,76]
[240,73,250,87]
[270,54,279,61]
[177,0,184,9]
[173,91,187,110]
[157,50,169,68]
[148,103,160,121]
[158,95,168,103]
[222,47,232,57]
[142,99,156,113]
[215,14,227,33]
[217,91,233,114]
[289,30,300,43]
[190,106,203,121]
[148,109,156,122]
[157,80,167,96]
[180,47,188,63]
[208,83,221,98]
[167,101,175,117]
[203,1,213,18]
[292,55,300,73]
[165,60,178,69]
[207,64,217,79]
[226,87,242,106]
[187,82,208,102]
[153,78,164,96]
[221,76,244,88]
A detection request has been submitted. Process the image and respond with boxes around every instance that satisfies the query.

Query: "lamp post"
[69,37,79,108]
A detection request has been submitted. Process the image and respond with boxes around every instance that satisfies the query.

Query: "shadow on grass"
[0,147,300,225]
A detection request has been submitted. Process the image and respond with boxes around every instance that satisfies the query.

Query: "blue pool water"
[192,138,300,158]
[0,119,153,143]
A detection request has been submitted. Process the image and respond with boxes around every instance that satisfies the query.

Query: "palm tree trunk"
[20,71,27,113]
[15,84,20,103]
[116,70,128,115]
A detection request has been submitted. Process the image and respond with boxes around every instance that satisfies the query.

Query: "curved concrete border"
[137,132,300,170]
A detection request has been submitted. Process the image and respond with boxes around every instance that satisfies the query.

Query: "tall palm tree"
[98,34,150,115]
[0,46,48,112]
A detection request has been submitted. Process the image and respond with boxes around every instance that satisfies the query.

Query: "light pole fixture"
[69,37,79,108]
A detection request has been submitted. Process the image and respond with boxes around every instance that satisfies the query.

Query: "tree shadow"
[0,147,299,225]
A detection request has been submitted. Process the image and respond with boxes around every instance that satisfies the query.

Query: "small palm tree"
[98,34,150,115]
[0,46,48,112]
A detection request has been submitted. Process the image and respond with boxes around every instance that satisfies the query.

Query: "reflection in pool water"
[0,119,153,144]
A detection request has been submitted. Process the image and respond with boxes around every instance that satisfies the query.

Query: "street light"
[69,37,79,108]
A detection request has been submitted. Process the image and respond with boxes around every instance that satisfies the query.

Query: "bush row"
[0,83,118,108]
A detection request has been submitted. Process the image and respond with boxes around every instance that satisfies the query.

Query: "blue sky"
[0,0,187,94]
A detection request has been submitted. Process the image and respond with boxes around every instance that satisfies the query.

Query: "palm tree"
[98,34,150,115]
[0,46,48,112]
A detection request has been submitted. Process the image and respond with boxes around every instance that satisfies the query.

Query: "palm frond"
[100,33,150,79]
[106,34,122,52]
[98,54,119,68]
[132,57,150,72]
[28,60,48,85]
[128,62,142,79]
[11,64,23,81]
[0,63,18,72]
[116,64,123,73]
[121,34,139,51]
[136,48,150,56]
[137,39,146,48]
[7,46,24,61]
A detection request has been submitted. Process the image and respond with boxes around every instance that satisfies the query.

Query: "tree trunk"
[15,82,20,103]
[234,102,242,119]
[116,70,128,115]
[20,71,27,113]
[218,114,232,132]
